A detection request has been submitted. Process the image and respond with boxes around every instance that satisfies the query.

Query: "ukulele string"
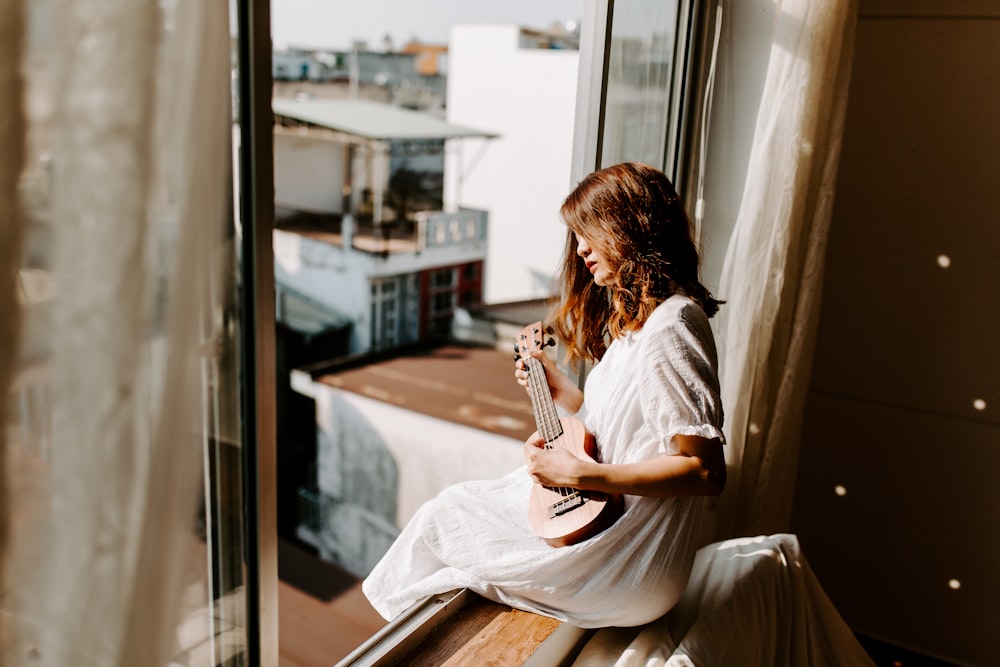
[526,356,573,498]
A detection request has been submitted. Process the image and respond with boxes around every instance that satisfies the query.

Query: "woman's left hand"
[523,432,589,488]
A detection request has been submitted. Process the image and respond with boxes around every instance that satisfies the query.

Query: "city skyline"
[270,0,584,50]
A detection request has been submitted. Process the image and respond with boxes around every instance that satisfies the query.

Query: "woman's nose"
[576,236,590,256]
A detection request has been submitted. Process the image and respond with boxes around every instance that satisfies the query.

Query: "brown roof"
[316,344,537,442]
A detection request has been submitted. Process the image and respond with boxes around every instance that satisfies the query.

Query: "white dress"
[362,295,726,628]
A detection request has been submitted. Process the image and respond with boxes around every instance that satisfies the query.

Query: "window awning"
[273,98,499,142]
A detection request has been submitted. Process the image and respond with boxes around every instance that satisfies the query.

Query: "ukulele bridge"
[548,491,586,518]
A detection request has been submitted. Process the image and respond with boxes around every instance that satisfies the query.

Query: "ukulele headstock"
[514,321,555,361]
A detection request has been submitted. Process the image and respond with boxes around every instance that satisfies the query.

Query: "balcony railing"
[415,209,488,252]
[275,207,488,257]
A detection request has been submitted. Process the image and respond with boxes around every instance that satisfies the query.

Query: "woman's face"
[575,231,616,286]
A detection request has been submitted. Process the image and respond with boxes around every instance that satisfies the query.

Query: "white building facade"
[272,98,496,355]
[445,25,579,304]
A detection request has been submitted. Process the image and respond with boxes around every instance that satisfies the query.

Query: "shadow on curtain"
[713,0,859,540]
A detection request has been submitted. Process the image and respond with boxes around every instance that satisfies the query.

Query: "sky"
[270,0,584,50]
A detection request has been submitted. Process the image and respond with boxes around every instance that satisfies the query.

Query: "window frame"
[235,0,279,665]
[241,0,716,663]
[571,0,707,191]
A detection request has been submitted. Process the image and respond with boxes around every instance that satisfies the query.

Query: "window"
[431,291,455,315]
[405,272,420,341]
[430,267,456,289]
[272,0,693,662]
[371,278,402,350]
[463,262,479,282]
[574,0,700,184]
[601,0,682,169]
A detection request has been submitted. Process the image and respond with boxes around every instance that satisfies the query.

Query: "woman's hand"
[523,432,592,488]
[514,348,584,414]
[523,432,726,498]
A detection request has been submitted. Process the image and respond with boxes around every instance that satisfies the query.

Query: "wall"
[273,230,373,352]
[445,24,579,304]
[787,3,1000,664]
[296,379,524,577]
[273,132,346,213]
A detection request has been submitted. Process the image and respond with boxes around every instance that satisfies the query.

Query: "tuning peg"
[513,342,520,353]
[514,354,522,362]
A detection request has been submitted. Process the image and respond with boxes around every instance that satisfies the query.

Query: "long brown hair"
[551,162,722,363]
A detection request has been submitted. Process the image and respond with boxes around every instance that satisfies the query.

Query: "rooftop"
[273,97,499,141]
[307,343,536,442]
[469,299,553,327]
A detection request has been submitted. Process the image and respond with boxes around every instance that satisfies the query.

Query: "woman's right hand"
[514,348,584,414]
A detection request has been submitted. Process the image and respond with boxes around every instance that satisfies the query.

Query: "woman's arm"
[524,433,726,498]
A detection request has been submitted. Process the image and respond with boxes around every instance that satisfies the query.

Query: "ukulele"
[516,322,623,547]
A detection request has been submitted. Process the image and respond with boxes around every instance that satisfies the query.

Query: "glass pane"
[601,0,682,170]
[3,1,247,664]
[269,1,584,664]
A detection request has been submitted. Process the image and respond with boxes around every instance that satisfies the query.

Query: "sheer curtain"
[713,0,858,540]
[0,3,28,656]
[1,0,234,665]
[568,2,865,664]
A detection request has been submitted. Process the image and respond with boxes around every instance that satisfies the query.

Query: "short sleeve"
[637,299,726,456]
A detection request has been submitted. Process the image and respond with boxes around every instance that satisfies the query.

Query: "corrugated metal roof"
[315,344,535,441]
[272,98,499,141]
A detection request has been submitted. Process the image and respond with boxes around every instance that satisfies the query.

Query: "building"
[273,25,582,312]
[445,24,580,304]
[272,45,418,85]
[290,343,530,577]
[272,97,498,357]
[271,44,447,112]
[272,47,342,82]
[400,40,448,77]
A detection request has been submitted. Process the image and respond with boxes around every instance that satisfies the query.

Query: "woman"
[363,162,726,628]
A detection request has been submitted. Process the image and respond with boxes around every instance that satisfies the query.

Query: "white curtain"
[2,0,233,665]
[0,3,28,660]
[713,0,858,539]
[569,4,866,663]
